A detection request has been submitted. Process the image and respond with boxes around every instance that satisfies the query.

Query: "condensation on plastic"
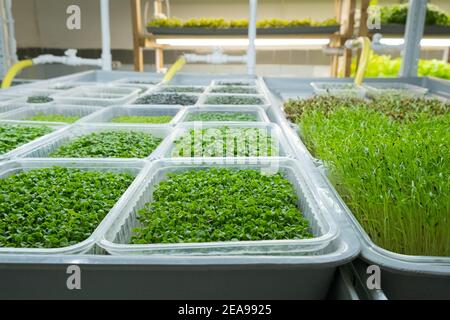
[0,158,150,255]
[160,121,294,158]
[99,157,339,255]
[310,82,366,99]
[51,85,140,106]
[0,120,67,161]
[0,105,102,124]
[17,123,173,160]
[80,105,185,126]
[178,105,270,123]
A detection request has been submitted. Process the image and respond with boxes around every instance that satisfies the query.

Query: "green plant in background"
[376,3,449,26]
[284,95,450,256]
[26,113,80,123]
[27,95,53,104]
[131,168,312,244]
[0,125,53,154]
[172,127,278,157]
[111,115,173,124]
[206,95,264,105]
[210,86,258,94]
[134,93,198,105]
[148,17,339,29]
[350,53,450,80]
[186,111,258,122]
[49,130,163,158]
[159,86,204,93]
[0,167,133,248]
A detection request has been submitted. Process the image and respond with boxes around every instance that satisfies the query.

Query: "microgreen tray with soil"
[205,95,264,105]
[49,130,163,158]
[0,167,133,248]
[186,111,258,122]
[159,86,204,93]
[134,93,198,105]
[26,113,80,123]
[284,95,450,257]
[171,127,279,157]
[0,124,53,155]
[210,86,258,94]
[131,168,312,244]
[26,95,54,104]
[111,115,173,124]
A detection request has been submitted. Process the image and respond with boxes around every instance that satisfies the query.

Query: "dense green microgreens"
[172,127,279,157]
[27,95,53,104]
[210,86,258,94]
[159,86,204,93]
[284,95,450,256]
[0,167,133,248]
[206,95,264,105]
[49,130,163,158]
[186,111,258,122]
[0,125,53,154]
[111,115,173,124]
[134,93,198,105]
[131,168,312,244]
[148,17,338,28]
[26,113,80,123]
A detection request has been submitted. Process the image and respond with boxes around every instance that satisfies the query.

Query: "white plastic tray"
[0,158,150,255]
[99,157,339,255]
[161,122,294,158]
[310,82,366,98]
[17,123,173,159]
[0,105,101,124]
[80,105,185,126]
[363,82,429,97]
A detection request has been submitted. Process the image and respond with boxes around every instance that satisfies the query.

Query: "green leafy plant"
[0,125,53,154]
[159,86,204,93]
[131,168,312,244]
[376,3,449,26]
[186,112,258,122]
[26,113,80,123]
[49,130,163,158]
[0,167,133,248]
[134,93,198,105]
[111,115,173,124]
[350,53,450,80]
[284,95,450,256]
[206,95,264,105]
[27,95,53,104]
[148,17,338,29]
[210,86,258,94]
[172,127,278,157]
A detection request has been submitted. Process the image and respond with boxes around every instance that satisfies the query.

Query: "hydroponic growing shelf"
[0,70,448,300]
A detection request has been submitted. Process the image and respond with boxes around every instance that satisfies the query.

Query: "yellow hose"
[162,56,186,84]
[1,60,34,89]
[353,37,371,86]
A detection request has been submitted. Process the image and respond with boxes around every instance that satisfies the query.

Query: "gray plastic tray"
[0,158,149,255]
